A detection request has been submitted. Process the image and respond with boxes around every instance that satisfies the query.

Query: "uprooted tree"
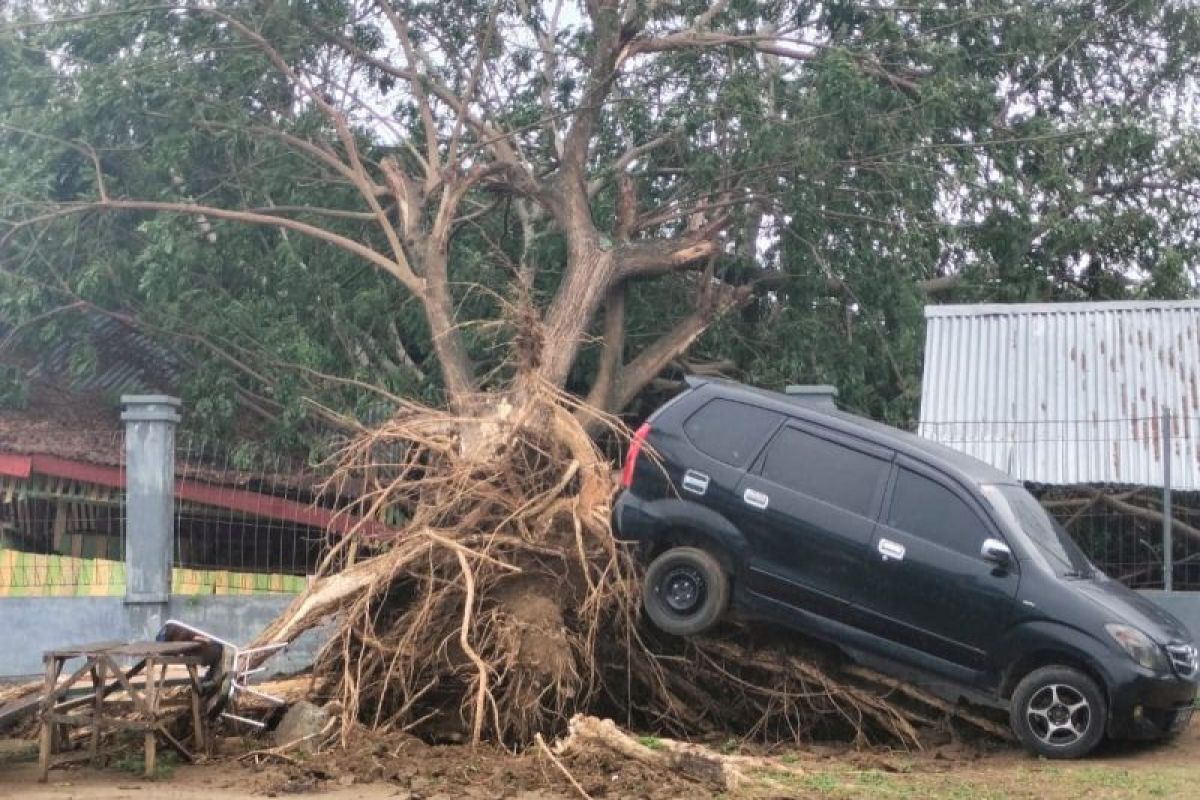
[0,0,949,747]
[4,0,1200,748]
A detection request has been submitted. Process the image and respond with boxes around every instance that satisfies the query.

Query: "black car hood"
[1074,576,1192,644]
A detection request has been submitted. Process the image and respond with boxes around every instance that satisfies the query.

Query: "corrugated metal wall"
[919,301,1200,489]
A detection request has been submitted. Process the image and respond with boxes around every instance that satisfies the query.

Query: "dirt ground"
[2,720,1199,800]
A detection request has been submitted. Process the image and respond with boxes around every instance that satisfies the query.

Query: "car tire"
[642,546,729,636]
[1009,665,1107,759]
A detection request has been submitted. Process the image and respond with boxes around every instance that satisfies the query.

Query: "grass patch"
[740,757,1197,799]
[802,772,840,793]
[111,749,179,780]
[636,735,663,751]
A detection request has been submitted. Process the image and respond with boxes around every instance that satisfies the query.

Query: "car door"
[856,457,1020,671]
[674,395,786,518]
[730,423,891,622]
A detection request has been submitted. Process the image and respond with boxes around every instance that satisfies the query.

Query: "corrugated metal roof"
[918,300,1200,489]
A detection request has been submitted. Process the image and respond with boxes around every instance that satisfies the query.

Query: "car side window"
[759,426,889,517]
[887,468,987,556]
[683,399,782,468]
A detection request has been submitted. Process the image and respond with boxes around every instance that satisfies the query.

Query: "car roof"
[686,378,1018,487]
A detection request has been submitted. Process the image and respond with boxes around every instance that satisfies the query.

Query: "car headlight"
[1106,624,1169,671]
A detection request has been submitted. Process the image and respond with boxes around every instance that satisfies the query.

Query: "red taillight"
[621,422,651,488]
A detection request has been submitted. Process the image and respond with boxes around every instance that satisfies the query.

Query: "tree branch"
[583,285,626,411]
[604,281,750,416]
[617,232,724,279]
[376,0,441,182]
[622,33,921,93]
[318,28,541,196]
[195,7,416,279]
[586,131,678,198]
[516,0,566,161]
[56,199,422,292]
[560,0,633,183]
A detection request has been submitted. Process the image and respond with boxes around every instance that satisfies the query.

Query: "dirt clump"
[241,721,701,799]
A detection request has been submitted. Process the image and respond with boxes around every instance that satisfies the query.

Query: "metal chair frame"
[159,619,289,730]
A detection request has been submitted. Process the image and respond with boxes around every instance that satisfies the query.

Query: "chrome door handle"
[743,488,769,510]
[878,538,906,561]
[682,470,710,496]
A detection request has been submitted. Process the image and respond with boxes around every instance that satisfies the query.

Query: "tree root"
[551,714,805,793]
[842,665,1013,741]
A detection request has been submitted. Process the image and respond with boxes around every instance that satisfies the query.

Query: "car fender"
[636,496,750,571]
[996,619,1119,695]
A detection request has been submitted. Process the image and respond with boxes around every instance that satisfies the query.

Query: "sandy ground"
[3,720,1200,799]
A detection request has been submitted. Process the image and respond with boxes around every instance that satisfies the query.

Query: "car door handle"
[877,538,906,562]
[743,488,769,510]
[682,470,710,496]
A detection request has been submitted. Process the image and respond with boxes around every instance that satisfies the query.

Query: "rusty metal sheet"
[919,301,1200,489]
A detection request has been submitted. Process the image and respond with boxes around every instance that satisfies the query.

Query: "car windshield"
[983,484,1095,577]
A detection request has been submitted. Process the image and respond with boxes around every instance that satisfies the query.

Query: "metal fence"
[7,411,1200,594]
[923,412,1200,591]
[172,434,329,594]
[0,429,335,596]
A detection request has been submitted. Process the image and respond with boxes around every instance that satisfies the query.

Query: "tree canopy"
[3,1,1199,450]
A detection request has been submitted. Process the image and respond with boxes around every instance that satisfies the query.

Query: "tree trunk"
[538,240,619,387]
[421,249,476,409]
[584,285,626,411]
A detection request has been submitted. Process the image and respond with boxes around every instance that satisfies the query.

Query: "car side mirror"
[981,538,1013,567]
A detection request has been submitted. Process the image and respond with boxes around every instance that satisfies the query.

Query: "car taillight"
[621,422,651,488]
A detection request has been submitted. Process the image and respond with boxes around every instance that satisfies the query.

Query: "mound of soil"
[241,723,699,799]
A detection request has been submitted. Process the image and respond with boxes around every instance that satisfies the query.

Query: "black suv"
[614,378,1199,758]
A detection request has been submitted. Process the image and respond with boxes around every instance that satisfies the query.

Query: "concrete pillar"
[121,395,181,607]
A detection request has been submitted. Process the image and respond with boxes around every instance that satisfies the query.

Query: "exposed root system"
[252,383,1009,751]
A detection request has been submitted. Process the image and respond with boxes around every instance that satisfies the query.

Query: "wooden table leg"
[37,656,57,782]
[90,659,106,765]
[143,658,158,778]
[187,665,207,756]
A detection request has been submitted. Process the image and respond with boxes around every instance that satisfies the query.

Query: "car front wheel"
[642,546,729,636]
[1009,665,1107,759]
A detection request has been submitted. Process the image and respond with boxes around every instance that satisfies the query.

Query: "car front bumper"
[1105,660,1198,739]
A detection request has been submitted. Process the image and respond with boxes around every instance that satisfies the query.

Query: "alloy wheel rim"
[1026,683,1091,747]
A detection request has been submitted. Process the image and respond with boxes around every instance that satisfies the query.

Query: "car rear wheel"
[1010,666,1107,759]
[642,546,729,636]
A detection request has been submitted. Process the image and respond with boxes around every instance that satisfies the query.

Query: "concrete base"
[0,595,321,679]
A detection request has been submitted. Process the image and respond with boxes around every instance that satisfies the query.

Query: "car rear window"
[888,468,986,556]
[683,399,782,467]
[759,426,889,516]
